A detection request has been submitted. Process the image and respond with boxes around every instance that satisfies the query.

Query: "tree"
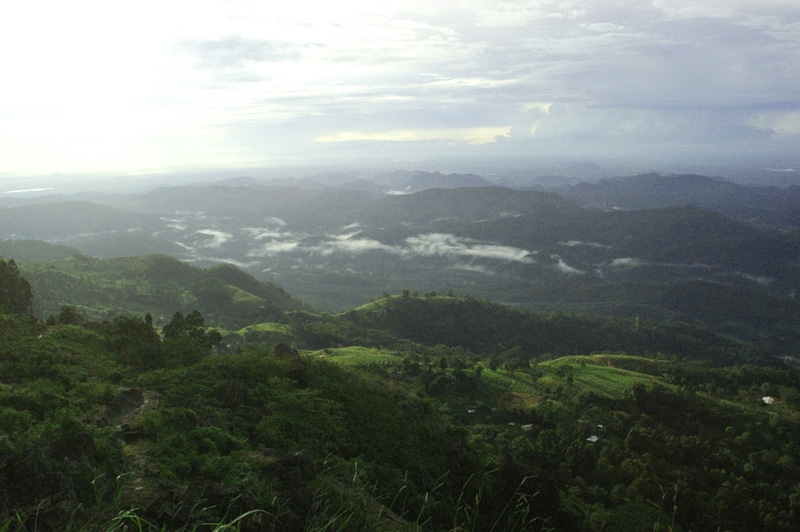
[54,305,84,325]
[111,313,162,368]
[0,258,33,315]
[162,310,221,366]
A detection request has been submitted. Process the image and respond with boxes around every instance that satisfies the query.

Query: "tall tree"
[0,258,33,315]
[111,313,162,368]
[162,310,221,366]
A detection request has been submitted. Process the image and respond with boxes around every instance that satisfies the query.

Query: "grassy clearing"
[538,355,668,399]
[479,369,539,396]
[230,286,265,304]
[308,346,402,367]
[584,353,669,375]
[235,322,291,334]
[473,369,544,411]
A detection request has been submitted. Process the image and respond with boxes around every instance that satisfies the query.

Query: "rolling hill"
[557,173,800,229]
[3,178,800,362]
[18,254,307,326]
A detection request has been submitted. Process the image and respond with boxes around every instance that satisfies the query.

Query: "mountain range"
[3,170,800,531]
[2,171,799,361]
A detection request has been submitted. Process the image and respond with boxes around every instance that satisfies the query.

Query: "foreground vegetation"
[3,257,800,531]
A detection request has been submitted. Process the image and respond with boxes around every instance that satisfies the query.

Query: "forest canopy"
[0,257,32,315]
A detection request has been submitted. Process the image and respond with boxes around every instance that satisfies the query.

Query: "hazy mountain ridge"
[0,200,161,240]
[2,174,799,357]
[558,173,800,228]
[196,170,495,196]
[387,170,494,193]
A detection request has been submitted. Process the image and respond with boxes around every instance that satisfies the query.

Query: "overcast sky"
[2,0,799,177]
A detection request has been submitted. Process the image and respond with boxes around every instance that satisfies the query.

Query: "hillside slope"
[19,254,307,326]
[2,296,800,531]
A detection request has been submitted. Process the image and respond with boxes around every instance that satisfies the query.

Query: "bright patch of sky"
[2,0,799,176]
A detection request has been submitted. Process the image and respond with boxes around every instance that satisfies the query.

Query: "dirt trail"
[103,388,164,510]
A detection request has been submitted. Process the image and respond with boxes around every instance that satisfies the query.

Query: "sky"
[2,0,799,178]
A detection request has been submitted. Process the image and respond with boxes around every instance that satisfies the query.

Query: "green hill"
[0,239,80,261]
[2,306,800,531]
[18,254,307,326]
[334,293,776,367]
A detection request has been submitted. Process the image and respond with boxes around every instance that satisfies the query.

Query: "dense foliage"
[3,263,800,531]
[0,258,33,315]
[16,254,307,326]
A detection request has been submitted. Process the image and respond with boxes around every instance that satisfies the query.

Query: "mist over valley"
[4,0,800,528]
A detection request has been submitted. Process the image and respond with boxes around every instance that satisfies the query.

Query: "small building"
[586,435,599,443]
[762,396,775,405]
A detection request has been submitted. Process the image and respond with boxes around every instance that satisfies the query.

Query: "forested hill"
[17,253,307,327]
[0,238,80,261]
[8,239,800,361]
[293,293,777,368]
[2,256,800,531]
[3,184,800,312]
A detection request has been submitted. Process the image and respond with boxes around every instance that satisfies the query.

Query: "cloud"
[405,233,535,263]
[242,227,288,240]
[316,237,398,256]
[737,272,774,286]
[192,257,261,269]
[315,127,511,145]
[450,263,494,275]
[559,240,611,249]
[163,217,189,230]
[178,37,301,70]
[9,0,796,175]
[195,229,233,248]
[238,230,536,264]
[551,255,585,275]
[585,22,626,33]
[331,231,363,241]
[749,111,800,135]
[247,240,301,257]
[609,257,646,268]
[4,187,54,194]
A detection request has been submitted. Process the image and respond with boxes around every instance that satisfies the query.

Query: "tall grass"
[5,463,555,532]
[1,508,266,532]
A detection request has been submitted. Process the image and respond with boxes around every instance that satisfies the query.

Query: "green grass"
[228,322,294,344]
[538,355,668,399]
[467,355,668,408]
[230,286,265,304]
[308,346,402,367]
[235,322,291,334]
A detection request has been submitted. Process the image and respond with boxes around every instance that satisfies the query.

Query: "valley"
[3,172,799,361]
[1,171,800,531]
